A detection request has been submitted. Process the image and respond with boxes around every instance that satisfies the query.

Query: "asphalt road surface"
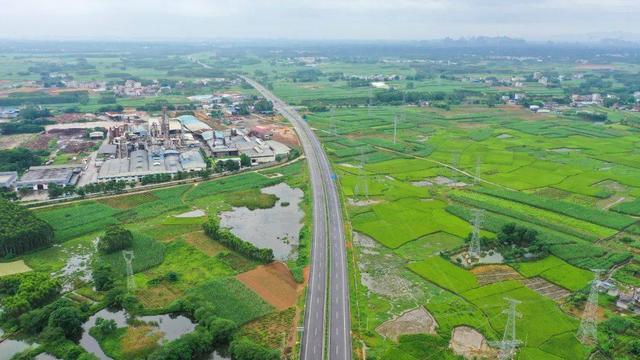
[242,77,352,360]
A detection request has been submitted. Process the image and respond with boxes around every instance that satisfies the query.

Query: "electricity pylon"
[490,298,522,360]
[474,156,482,185]
[354,148,369,200]
[469,209,484,257]
[122,250,136,292]
[368,88,373,118]
[577,270,603,345]
[393,113,398,144]
[330,107,337,136]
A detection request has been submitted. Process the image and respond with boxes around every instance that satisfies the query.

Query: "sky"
[2,0,639,41]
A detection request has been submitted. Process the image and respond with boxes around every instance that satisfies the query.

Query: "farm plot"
[450,190,616,240]
[394,232,465,261]
[408,257,479,294]
[352,198,471,248]
[35,201,120,241]
[512,256,593,291]
[236,262,299,311]
[0,260,32,277]
[184,277,274,325]
[461,281,583,352]
[100,232,165,275]
[521,277,571,301]
[470,265,522,286]
[473,186,635,230]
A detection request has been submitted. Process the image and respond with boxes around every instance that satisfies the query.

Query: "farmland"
[242,53,640,360]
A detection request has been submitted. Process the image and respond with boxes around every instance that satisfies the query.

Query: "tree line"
[0,199,54,257]
[203,215,274,263]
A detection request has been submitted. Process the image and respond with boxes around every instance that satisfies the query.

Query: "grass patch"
[98,192,159,210]
[224,189,278,210]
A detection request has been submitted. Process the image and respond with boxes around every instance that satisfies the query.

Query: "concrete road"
[242,77,352,360]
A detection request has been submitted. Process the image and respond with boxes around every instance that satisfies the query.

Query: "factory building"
[0,172,18,189]
[206,128,290,165]
[16,165,82,190]
[97,148,206,182]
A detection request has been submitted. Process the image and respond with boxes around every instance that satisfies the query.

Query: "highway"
[241,76,352,360]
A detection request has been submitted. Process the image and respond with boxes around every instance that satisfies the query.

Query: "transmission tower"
[577,270,603,345]
[368,88,373,118]
[468,209,484,257]
[393,113,398,144]
[330,107,337,136]
[474,156,482,185]
[354,148,369,200]
[490,298,522,360]
[122,250,136,292]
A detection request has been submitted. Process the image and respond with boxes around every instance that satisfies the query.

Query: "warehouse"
[16,165,82,190]
[97,148,206,182]
[0,172,18,189]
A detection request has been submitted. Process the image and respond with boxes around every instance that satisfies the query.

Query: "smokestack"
[162,106,169,141]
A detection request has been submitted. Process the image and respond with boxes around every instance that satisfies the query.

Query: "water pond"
[220,183,304,260]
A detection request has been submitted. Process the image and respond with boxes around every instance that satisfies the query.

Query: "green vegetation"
[98,224,133,254]
[512,256,593,291]
[408,257,479,294]
[184,277,274,325]
[0,199,54,257]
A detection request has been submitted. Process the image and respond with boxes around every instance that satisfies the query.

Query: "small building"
[89,131,104,139]
[0,108,20,119]
[16,165,82,190]
[265,140,291,158]
[0,171,18,188]
[97,143,118,161]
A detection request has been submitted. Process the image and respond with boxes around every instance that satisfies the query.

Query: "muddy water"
[79,309,196,360]
[220,183,304,260]
[80,309,129,360]
[139,314,196,342]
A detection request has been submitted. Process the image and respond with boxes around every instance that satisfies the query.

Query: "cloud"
[0,0,638,40]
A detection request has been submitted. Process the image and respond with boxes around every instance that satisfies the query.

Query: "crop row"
[473,186,635,230]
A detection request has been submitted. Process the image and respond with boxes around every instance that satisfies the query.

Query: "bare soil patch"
[0,133,37,150]
[237,262,299,310]
[184,231,226,256]
[471,265,522,285]
[449,326,497,359]
[522,277,571,301]
[376,306,437,342]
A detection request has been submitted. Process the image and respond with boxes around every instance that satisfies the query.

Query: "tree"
[98,224,133,254]
[223,160,240,172]
[253,99,274,113]
[0,199,54,257]
[240,154,251,167]
[94,317,117,336]
[48,306,85,340]
[47,183,66,199]
[229,338,280,360]
[92,262,114,291]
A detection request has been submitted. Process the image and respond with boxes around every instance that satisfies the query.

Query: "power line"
[468,209,484,257]
[122,250,136,292]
